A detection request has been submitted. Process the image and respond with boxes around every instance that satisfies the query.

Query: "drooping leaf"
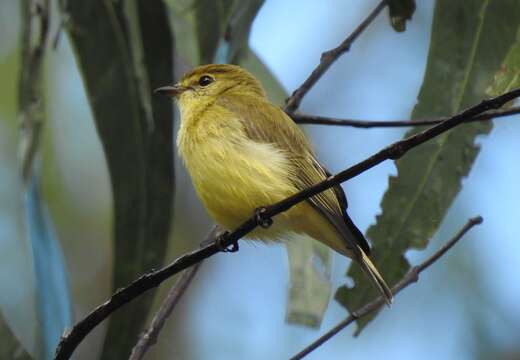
[0,313,32,360]
[166,0,200,66]
[102,1,176,359]
[284,237,332,328]
[240,49,333,328]
[224,0,264,63]
[336,0,520,333]
[24,178,73,360]
[167,0,264,65]
[194,0,235,64]
[58,1,175,358]
[18,1,73,358]
[387,0,416,32]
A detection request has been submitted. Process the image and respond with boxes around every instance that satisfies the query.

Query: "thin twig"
[129,227,218,360]
[290,216,483,360]
[292,106,520,128]
[284,0,388,114]
[53,88,520,360]
[18,0,50,183]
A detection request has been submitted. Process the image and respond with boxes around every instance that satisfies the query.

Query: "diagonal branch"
[290,216,483,360]
[128,226,218,360]
[291,106,520,128]
[284,0,388,114]
[53,88,520,360]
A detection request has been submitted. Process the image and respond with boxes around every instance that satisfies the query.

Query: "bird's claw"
[254,207,273,229]
[216,231,239,253]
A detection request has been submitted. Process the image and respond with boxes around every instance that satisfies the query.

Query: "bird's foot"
[254,207,273,229]
[215,231,239,253]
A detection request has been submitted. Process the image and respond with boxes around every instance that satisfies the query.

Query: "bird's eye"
[198,75,214,87]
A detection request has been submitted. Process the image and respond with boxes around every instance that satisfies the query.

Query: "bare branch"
[290,216,483,360]
[53,88,520,360]
[18,0,50,182]
[128,227,218,360]
[292,106,520,128]
[284,0,388,114]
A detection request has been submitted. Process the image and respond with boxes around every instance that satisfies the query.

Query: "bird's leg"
[254,206,273,229]
[215,231,239,253]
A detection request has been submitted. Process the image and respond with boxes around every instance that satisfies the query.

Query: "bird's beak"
[154,84,187,97]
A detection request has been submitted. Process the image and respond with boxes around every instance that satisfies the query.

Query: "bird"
[155,64,392,304]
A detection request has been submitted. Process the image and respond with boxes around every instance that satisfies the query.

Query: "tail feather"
[357,247,393,306]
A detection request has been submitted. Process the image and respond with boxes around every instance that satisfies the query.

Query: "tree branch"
[18,0,50,182]
[53,88,520,360]
[284,0,388,114]
[289,216,483,360]
[292,106,520,128]
[128,227,218,360]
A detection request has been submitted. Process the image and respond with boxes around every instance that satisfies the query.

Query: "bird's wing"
[216,95,370,254]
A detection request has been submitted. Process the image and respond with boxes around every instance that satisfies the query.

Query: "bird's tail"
[357,246,393,306]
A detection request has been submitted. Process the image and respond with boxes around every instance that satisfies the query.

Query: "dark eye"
[198,75,214,87]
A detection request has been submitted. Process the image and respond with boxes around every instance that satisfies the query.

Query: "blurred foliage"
[58,0,174,358]
[167,0,263,64]
[18,0,73,358]
[336,0,520,333]
[0,51,18,121]
[387,0,416,32]
[3,1,520,358]
[0,314,31,360]
[23,179,73,360]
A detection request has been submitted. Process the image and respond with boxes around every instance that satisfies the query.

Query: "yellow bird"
[156,64,392,304]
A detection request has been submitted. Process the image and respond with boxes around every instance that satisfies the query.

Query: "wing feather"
[216,94,370,254]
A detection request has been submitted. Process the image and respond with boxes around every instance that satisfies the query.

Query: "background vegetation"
[0,0,519,359]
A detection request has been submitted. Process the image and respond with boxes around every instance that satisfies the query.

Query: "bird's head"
[155,64,265,109]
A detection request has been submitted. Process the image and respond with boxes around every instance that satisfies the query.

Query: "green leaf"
[336,0,520,333]
[166,0,201,66]
[387,0,416,32]
[225,0,264,63]
[167,0,264,64]
[284,237,332,328]
[240,49,333,328]
[0,314,32,360]
[23,179,73,360]
[18,1,73,358]
[193,0,235,63]
[59,1,175,358]
[486,28,520,97]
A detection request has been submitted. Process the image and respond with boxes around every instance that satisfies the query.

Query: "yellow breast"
[177,105,298,234]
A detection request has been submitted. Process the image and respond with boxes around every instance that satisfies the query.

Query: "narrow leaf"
[194,0,235,64]
[285,237,332,328]
[24,178,73,359]
[58,1,175,358]
[168,0,264,65]
[101,1,176,359]
[224,0,264,63]
[336,0,520,332]
[18,1,73,358]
